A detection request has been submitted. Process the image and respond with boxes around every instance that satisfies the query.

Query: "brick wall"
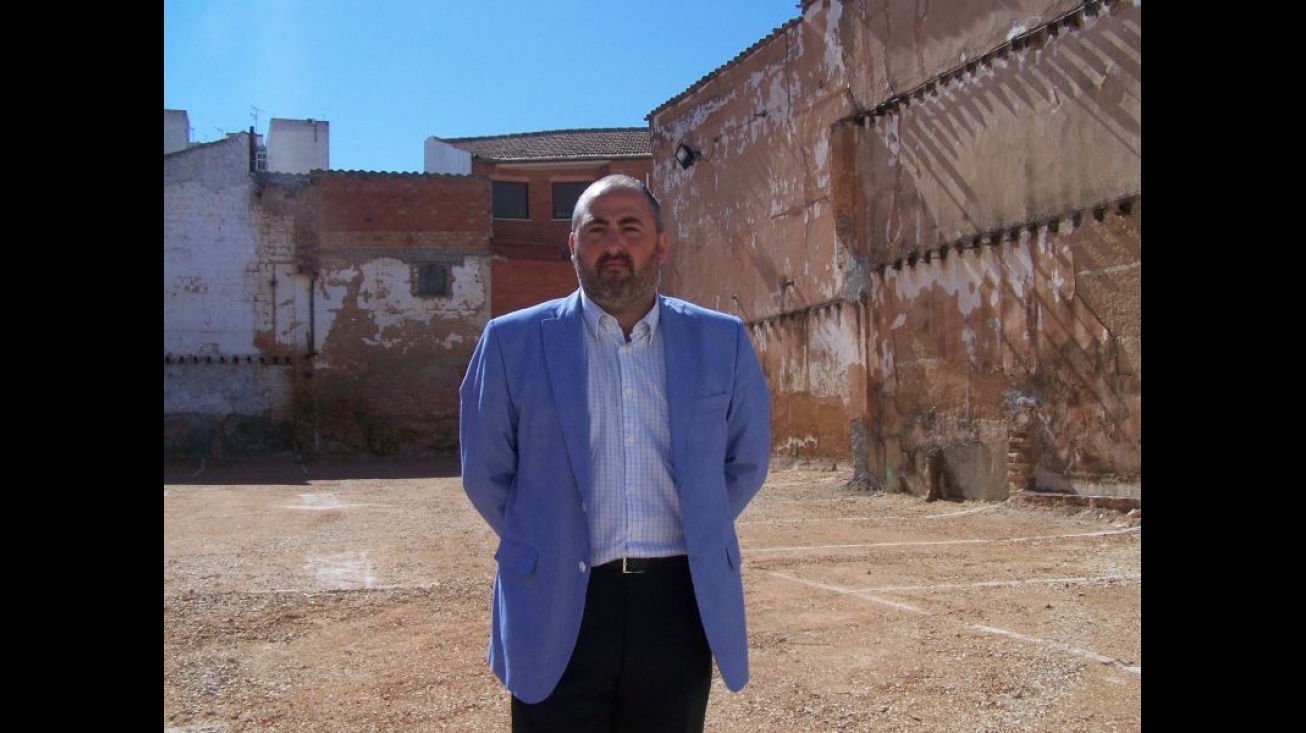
[317,171,490,238]
[306,171,493,456]
[492,259,578,317]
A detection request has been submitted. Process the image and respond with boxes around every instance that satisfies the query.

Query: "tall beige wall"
[651,0,1140,499]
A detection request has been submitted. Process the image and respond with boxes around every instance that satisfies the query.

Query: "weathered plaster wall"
[867,203,1141,501]
[165,149,495,459]
[165,134,303,458]
[651,0,1140,500]
[651,12,845,317]
[845,0,1141,265]
[749,303,865,462]
[306,171,492,456]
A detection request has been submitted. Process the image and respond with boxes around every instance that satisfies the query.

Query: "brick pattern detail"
[1006,419,1036,495]
[492,260,578,317]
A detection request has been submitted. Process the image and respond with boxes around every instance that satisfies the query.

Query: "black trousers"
[511,559,712,733]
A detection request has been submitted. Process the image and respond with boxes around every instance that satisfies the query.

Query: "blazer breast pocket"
[687,393,730,454]
[690,392,729,416]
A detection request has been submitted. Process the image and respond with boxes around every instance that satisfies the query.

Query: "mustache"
[596,253,634,270]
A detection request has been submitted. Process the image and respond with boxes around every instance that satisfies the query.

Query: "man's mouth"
[598,257,632,275]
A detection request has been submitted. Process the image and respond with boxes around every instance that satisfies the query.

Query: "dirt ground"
[163,456,1141,732]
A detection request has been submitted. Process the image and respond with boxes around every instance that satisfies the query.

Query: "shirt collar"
[578,288,661,340]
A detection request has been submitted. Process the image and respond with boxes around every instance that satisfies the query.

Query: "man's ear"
[567,232,578,258]
[655,232,669,264]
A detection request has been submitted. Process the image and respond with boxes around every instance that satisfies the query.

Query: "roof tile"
[441,127,650,162]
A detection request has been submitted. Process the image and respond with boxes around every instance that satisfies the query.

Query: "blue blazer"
[459,290,772,704]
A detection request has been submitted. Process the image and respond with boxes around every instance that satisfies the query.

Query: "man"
[459,174,772,732]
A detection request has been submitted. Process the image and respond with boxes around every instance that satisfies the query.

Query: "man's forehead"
[579,189,652,220]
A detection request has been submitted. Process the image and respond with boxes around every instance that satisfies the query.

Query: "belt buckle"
[622,557,645,574]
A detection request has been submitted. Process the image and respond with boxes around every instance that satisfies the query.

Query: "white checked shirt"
[579,290,685,567]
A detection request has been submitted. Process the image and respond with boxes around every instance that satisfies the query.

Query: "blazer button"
[579,561,588,573]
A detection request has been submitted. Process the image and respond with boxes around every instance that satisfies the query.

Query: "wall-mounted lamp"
[675,143,702,169]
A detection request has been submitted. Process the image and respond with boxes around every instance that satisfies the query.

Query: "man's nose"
[599,229,627,251]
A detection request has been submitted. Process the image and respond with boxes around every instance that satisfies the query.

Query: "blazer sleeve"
[725,320,771,519]
[459,321,517,537]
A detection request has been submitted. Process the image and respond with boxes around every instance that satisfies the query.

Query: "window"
[415,263,449,297]
[552,181,592,220]
[492,180,529,219]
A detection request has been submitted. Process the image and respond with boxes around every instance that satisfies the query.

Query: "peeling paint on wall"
[167,147,495,457]
[653,0,1140,500]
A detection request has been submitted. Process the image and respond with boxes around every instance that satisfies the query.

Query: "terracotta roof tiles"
[441,127,650,162]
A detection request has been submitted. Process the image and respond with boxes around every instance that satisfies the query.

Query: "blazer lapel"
[659,298,697,468]
[542,292,593,504]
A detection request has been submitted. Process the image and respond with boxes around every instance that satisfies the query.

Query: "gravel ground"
[164,458,1140,732]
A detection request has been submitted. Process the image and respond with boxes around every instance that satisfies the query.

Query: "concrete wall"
[164,109,190,154]
[650,0,1140,500]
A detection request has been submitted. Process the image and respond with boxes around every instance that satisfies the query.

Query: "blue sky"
[164,1,802,173]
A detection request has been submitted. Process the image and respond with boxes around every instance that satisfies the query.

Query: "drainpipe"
[248,126,257,173]
[306,272,318,357]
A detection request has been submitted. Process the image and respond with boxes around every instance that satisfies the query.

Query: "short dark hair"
[571,174,664,233]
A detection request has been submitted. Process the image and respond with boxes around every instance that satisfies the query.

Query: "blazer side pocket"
[494,540,538,576]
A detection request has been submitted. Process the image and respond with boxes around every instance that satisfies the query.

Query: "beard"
[574,252,661,315]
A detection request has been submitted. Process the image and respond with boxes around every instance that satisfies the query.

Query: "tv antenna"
[251,106,265,130]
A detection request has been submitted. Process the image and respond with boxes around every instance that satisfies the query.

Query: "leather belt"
[593,555,689,574]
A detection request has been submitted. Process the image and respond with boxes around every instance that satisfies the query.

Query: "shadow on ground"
[162,454,462,486]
